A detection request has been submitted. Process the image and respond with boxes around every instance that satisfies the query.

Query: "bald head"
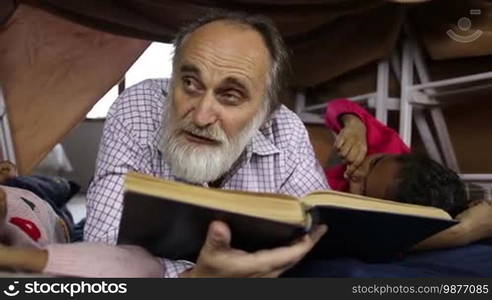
[177,20,271,106]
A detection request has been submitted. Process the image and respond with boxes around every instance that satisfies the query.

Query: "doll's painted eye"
[21,197,36,211]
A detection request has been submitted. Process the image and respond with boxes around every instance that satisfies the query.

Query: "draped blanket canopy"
[1,0,491,173]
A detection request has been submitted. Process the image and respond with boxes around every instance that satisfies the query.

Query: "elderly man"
[85,11,328,277]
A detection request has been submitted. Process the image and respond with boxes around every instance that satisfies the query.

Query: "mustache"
[178,120,228,144]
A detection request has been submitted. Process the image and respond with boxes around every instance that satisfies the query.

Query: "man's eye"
[182,77,200,93]
[219,91,242,105]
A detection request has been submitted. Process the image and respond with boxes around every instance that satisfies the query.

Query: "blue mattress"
[284,241,492,277]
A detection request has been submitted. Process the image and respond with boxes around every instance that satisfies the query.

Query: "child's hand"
[335,114,367,178]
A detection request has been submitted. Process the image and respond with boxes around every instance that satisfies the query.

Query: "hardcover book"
[117,172,457,261]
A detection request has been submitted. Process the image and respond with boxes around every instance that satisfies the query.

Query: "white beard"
[160,95,267,184]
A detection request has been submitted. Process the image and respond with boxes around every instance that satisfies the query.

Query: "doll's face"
[0,186,53,247]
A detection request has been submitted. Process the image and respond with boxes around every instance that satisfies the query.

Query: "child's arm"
[325,99,410,178]
[0,243,164,277]
[335,114,367,178]
[412,200,492,250]
[325,100,368,178]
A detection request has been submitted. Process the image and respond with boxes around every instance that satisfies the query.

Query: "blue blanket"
[285,242,492,277]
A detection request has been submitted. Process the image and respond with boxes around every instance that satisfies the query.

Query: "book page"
[125,172,307,225]
[302,190,452,220]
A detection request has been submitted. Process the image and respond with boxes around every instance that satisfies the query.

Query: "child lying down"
[0,161,163,277]
[324,98,468,216]
[324,98,492,249]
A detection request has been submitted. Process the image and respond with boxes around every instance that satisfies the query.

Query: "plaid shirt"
[85,78,328,277]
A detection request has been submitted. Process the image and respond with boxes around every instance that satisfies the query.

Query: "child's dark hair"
[393,154,467,217]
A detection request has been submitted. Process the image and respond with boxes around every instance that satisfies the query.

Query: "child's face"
[348,154,401,200]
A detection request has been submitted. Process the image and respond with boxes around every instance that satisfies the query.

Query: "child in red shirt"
[324,99,466,217]
[325,99,492,250]
[324,99,492,250]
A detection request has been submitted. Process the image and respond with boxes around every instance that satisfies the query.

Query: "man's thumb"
[204,220,231,251]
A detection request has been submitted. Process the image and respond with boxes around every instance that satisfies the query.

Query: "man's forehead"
[178,20,271,80]
[185,20,264,44]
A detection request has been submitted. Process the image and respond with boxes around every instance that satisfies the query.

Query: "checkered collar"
[248,118,280,156]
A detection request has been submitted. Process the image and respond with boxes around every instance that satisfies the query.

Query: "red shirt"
[324,99,410,191]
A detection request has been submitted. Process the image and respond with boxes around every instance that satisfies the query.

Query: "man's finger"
[283,225,328,258]
[261,257,304,278]
[307,224,328,244]
[266,224,328,272]
[248,225,327,272]
[203,220,232,252]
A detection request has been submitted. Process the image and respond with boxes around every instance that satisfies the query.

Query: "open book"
[117,172,458,261]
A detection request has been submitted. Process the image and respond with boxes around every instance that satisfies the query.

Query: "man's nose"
[192,92,218,127]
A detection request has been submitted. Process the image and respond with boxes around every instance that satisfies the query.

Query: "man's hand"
[180,221,327,278]
[335,114,367,178]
